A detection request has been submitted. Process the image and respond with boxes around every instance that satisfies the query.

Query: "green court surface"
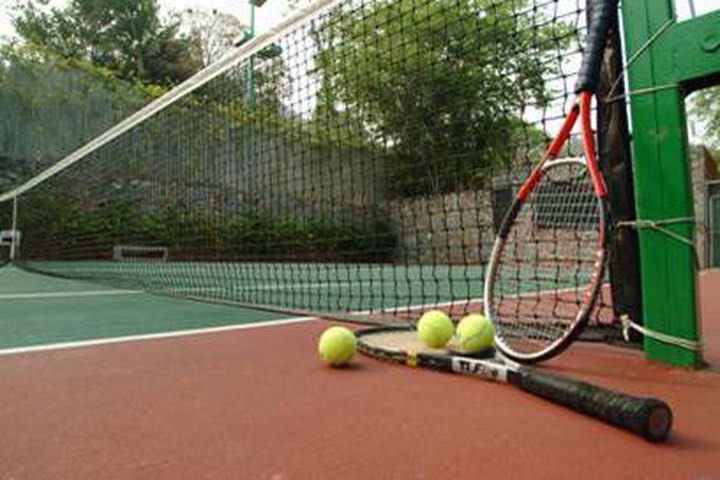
[0,266,292,350]
[0,261,610,352]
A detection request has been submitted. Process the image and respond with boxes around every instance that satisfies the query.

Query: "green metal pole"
[246,0,256,107]
[619,0,720,367]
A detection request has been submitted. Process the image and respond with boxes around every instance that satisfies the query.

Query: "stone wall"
[690,146,719,269]
[388,190,496,265]
[387,184,602,267]
[708,181,720,268]
[385,148,717,270]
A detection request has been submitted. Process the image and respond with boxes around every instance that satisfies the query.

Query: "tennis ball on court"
[417,310,454,348]
[318,326,357,366]
[456,314,495,353]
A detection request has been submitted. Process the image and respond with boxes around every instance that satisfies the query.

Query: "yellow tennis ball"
[456,314,495,353]
[318,326,356,366]
[417,310,454,348]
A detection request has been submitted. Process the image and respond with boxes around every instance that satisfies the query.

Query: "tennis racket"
[484,0,617,363]
[356,326,672,442]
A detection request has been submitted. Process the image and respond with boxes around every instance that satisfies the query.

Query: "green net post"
[620,1,720,367]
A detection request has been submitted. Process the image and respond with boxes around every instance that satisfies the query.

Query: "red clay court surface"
[0,270,719,479]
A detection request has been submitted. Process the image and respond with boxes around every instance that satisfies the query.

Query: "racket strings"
[359,329,440,353]
[493,161,604,352]
[359,329,483,356]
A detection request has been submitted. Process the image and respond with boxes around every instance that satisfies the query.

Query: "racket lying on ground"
[357,326,672,442]
[484,0,618,363]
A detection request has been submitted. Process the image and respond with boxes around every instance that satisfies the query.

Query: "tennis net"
[0,0,628,331]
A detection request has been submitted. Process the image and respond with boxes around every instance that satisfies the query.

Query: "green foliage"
[312,0,567,196]
[12,0,202,86]
[691,87,720,167]
[188,58,288,115]
[22,194,397,262]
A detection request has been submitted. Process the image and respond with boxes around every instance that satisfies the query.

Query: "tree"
[179,9,244,67]
[171,7,288,113]
[312,0,568,196]
[12,0,202,86]
[691,87,720,164]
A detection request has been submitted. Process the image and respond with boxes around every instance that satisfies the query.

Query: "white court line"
[0,294,488,357]
[0,316,318,357]
[0,290,142,300]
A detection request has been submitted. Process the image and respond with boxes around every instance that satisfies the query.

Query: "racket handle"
[512,368,672,442]
[575,0,617,93]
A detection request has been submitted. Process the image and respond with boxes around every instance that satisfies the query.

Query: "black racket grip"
[512,368,673,442]
[575,0,618,93]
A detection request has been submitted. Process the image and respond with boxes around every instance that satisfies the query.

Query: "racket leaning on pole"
[484,0,618,363]
[357,326,673,442]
